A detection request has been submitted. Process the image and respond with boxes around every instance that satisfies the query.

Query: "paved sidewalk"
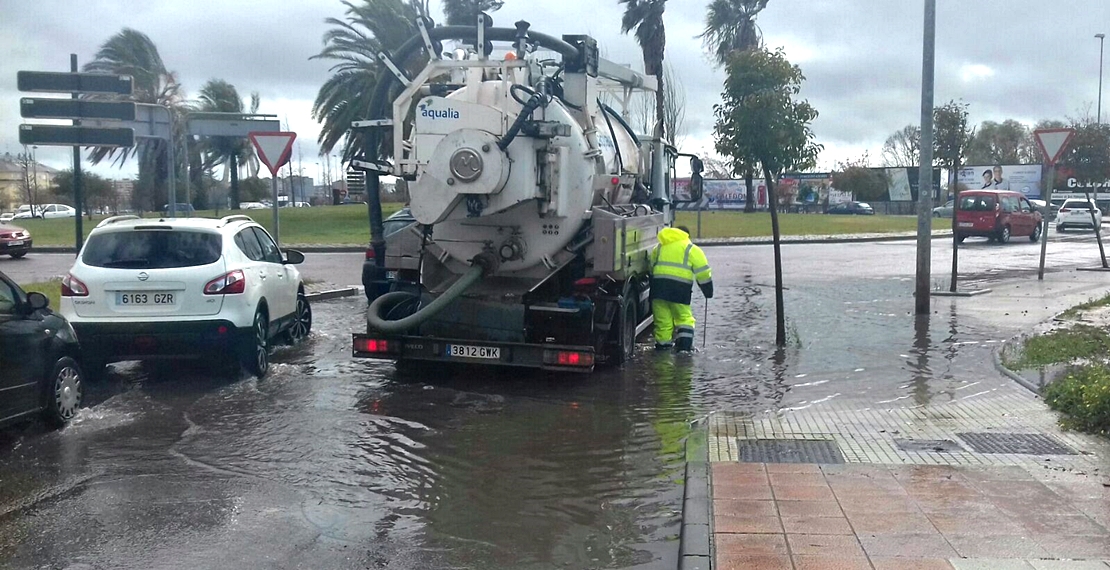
[711,462,1110,569]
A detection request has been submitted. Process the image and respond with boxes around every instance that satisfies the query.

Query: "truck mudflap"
[352,334,598,372]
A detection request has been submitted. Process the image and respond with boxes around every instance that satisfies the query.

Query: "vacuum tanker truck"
[352,17,703,372]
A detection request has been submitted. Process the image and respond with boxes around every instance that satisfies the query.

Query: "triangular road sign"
[249,131,297,175]
[1034,128,1075,166]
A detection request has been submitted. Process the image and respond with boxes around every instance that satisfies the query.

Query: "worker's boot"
[675,337,694,353]
[654,342,673,351]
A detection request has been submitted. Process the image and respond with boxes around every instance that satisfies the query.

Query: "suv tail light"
[204,270,246,295]
[1059,207,1070,213]
[61,273,88,297]
[365,248,375,260]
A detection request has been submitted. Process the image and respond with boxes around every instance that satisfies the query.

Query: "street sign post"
[249,131,297,246]
[1034,128,1077,279]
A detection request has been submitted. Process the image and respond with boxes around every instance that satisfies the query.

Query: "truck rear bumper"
[352,334,597,372]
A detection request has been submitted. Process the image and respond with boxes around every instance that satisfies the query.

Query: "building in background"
[0,151,58,211]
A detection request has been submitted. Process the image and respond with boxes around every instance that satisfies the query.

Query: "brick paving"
[711,462,1110,569]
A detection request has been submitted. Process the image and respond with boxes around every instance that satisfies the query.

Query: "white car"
[41,204,77,219]
[239,202,267,210]
[59,215,311,378]
[1056,199,1103,232]
[13,205,41,219]
[0,213,13,223]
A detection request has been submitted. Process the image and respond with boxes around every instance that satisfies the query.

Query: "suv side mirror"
[26,291,49,312]
[283,249,305,265]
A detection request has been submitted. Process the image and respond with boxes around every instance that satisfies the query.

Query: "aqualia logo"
[419,103,460,120]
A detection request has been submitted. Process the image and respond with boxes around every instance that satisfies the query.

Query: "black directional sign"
[19,124,135,148]
[17,71,133,95]
[20,98,136,121]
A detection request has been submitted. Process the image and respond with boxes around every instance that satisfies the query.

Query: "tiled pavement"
[702,381,1110,568]
[711,462,1110,569]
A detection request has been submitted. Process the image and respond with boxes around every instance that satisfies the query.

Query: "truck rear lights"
[544,350,594,367]
[61,273,89,297]
[354,338,393,353]
[365,248,375,260]
[204,270,245,295]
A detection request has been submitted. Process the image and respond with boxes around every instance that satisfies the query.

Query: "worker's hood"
[658,227,690,245]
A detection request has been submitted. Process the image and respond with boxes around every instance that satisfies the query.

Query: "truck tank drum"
[407,80,642,274]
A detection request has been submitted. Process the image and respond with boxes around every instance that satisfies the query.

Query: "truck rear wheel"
[616,297,637,364]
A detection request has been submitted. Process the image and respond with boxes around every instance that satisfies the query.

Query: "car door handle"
[259,270,267,280]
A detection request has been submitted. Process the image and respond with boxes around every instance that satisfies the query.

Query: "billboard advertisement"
[957,164,1043,198]
[672,178,767,210]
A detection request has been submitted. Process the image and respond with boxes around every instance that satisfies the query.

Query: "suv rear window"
[82,230,223,269]
[959,195,996,211]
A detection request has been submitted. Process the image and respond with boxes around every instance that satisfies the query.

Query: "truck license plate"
[117,292,175,305]
[446,344,500,359]
[957,222,973,228]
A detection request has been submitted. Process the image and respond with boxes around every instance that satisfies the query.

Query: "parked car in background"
[60,215,311,378]
[954,190,1042,244]
[41,204,77,219]
[827,201,875,215]
[239,202,267,210]
[932,200,955,218]
[13,205,42,219]
[0,223,32,258]
[0,213,14,223]
[160,203,196,217]
[0,270,84,428]
[1056,199,1103,232]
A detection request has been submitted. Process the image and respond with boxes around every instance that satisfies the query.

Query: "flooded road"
[3,233,1110,569]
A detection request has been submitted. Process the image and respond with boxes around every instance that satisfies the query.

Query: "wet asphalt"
[2,231,1110,569]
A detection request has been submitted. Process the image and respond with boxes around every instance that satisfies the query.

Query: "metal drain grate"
[737,439,845,464]
[956,432,1076,455]
[894,439,966,453]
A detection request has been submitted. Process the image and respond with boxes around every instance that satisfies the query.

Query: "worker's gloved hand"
[699,282,714,299]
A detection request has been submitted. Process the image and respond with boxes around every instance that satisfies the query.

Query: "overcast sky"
[2,0,1108,182]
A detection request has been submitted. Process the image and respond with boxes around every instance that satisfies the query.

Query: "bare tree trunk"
[744,167,755,213]
[1084,187,1108,268]
[764,167,787,346]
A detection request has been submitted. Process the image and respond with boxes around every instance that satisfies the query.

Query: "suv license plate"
[446,344,500,359]
[117,292,175,305]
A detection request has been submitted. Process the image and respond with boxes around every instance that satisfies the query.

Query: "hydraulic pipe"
[367,264,485,334]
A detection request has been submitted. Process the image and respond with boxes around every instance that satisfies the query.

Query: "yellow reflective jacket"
[651,227,713,305]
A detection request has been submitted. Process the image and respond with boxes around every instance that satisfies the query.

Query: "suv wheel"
[44,357,83,426]
[283,292,312,345]
[1030,224,1042,242]
[997,225,1011,244]
[244,309,270,378]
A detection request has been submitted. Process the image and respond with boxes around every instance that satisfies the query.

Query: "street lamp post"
[1098,33,1105,124]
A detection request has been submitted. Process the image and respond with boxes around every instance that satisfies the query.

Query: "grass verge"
[1043,365,1110,435]
[10,207,918,247]
[1059,292,1110,320]
[1001,325,1110,370]
[22,280,61,310]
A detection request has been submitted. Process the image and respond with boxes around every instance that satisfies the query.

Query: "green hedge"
[1044,365,1110,435]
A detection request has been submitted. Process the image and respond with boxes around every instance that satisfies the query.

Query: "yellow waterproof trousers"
[652,299,696,345]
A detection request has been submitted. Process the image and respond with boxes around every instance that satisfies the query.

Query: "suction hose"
[367,263,485,334]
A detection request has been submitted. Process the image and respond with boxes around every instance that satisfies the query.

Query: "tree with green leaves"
[50,170,115,217]
[714,47,820,346]
[1059,121,1110,267]
[193,79,260,209]
[932,100,971,201]
[619,0,668,140]
[964,119,1036,165]
[700,0,769,212]
[442,0,503,25]
[311,0,430,162]
[832,157,888,202]
[83,28,186,211]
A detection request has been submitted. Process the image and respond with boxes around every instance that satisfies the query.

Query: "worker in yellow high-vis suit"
[650,226,713,352]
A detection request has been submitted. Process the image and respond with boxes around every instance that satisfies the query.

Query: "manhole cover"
[957,432,1076,455]
[737,439,845,464]
[894,439,965,453]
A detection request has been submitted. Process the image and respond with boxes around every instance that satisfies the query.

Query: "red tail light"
[544,350,594,367]
[365,248,376,260]
[1059,208,1070,213]
[354,338,392,353]
[61,273,88,297]
[204,270,246,295]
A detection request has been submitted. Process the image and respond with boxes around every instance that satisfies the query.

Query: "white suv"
[1056,199,1103,232]
[59,215,311,377]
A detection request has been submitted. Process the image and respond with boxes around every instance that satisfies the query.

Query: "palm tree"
[699,0,769,211]
[194,79,260,209]
[83,28,185,211]
[442,0,503,25]
[618,0,668,139]
[699,0,769,66]
[311,0,430,162]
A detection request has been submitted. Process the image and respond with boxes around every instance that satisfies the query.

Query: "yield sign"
[1034,128,1075,166]
[249,131,296,175]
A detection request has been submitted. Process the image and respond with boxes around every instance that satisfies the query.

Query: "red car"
[0,223,32,258]
[954,190,1043,244]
